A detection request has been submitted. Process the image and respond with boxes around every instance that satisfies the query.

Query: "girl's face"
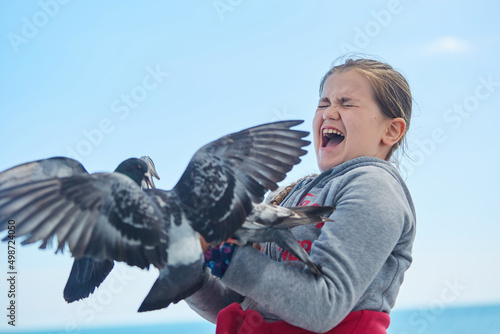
[313,70,393,171]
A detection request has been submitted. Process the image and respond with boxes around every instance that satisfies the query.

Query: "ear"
[382,117,406,146]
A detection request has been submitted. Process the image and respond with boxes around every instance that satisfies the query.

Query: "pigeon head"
[114,158,149,187]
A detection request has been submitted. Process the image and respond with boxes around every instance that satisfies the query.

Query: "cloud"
[423,36,471,55]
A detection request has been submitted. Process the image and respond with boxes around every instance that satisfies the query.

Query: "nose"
[322,106,340,121]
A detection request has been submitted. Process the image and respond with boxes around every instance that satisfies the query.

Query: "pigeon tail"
[138,261,204,312]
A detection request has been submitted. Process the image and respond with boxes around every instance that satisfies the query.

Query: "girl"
[186,57,416,334]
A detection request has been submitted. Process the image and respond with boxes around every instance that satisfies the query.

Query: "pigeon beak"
[140,156,160,189]
[143,173,156,189]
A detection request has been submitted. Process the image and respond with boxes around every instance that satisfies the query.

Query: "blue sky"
[1,0,499,331]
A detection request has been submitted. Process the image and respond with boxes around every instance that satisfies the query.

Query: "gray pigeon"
[0,157,157,303]
[63,156,161,303]
[0,120,325,312]
[233,203,334,274]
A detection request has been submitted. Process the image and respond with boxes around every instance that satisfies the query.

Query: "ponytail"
[269,174,318,206]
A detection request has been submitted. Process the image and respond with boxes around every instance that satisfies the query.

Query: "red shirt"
[216,302,390,334]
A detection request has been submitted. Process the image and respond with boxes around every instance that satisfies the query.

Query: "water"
[388,303,500,334]
[5,304,499,334]
[2,322,216,334]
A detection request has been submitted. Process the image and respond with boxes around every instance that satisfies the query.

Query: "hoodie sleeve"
[184,267,244,323]
[220,166,415,333]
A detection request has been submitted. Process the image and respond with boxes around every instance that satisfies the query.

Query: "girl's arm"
[184,267,244,323]
[220,167,415,332]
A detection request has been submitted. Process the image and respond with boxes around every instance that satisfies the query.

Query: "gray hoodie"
[186,157,416,333]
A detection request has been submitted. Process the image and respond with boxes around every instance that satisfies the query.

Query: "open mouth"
[321,128,345,148]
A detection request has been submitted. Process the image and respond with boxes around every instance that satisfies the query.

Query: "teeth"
[322,128,344,137]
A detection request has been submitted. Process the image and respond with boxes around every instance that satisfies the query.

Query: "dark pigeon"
[63,156,160,303]
[0,120,320,312]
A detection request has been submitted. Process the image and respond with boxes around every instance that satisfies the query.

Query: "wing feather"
[56,208,89,250]
[0,172,168,269]
[0,157,88,190]
[173,120,310,243]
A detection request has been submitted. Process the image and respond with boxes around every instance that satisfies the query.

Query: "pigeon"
[63,156,161,303]
[0,120,327,312]
[0,156,158,302]
[233,203,335,274]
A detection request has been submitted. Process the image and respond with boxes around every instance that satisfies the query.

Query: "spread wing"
[173,120,310,243]
[0,157,89,189]
[0,172,168,269]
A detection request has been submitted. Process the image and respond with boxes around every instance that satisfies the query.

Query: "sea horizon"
[4,303,499,334]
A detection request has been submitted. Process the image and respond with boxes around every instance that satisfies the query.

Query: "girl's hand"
[199,234,210,254]
[200,234,242,254]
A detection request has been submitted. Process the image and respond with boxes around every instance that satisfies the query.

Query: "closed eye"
[317,97,330,109]
[338,97,357,108]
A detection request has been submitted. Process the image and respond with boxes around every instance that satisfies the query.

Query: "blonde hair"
[269,174,318,206]
[319,58,412,160]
